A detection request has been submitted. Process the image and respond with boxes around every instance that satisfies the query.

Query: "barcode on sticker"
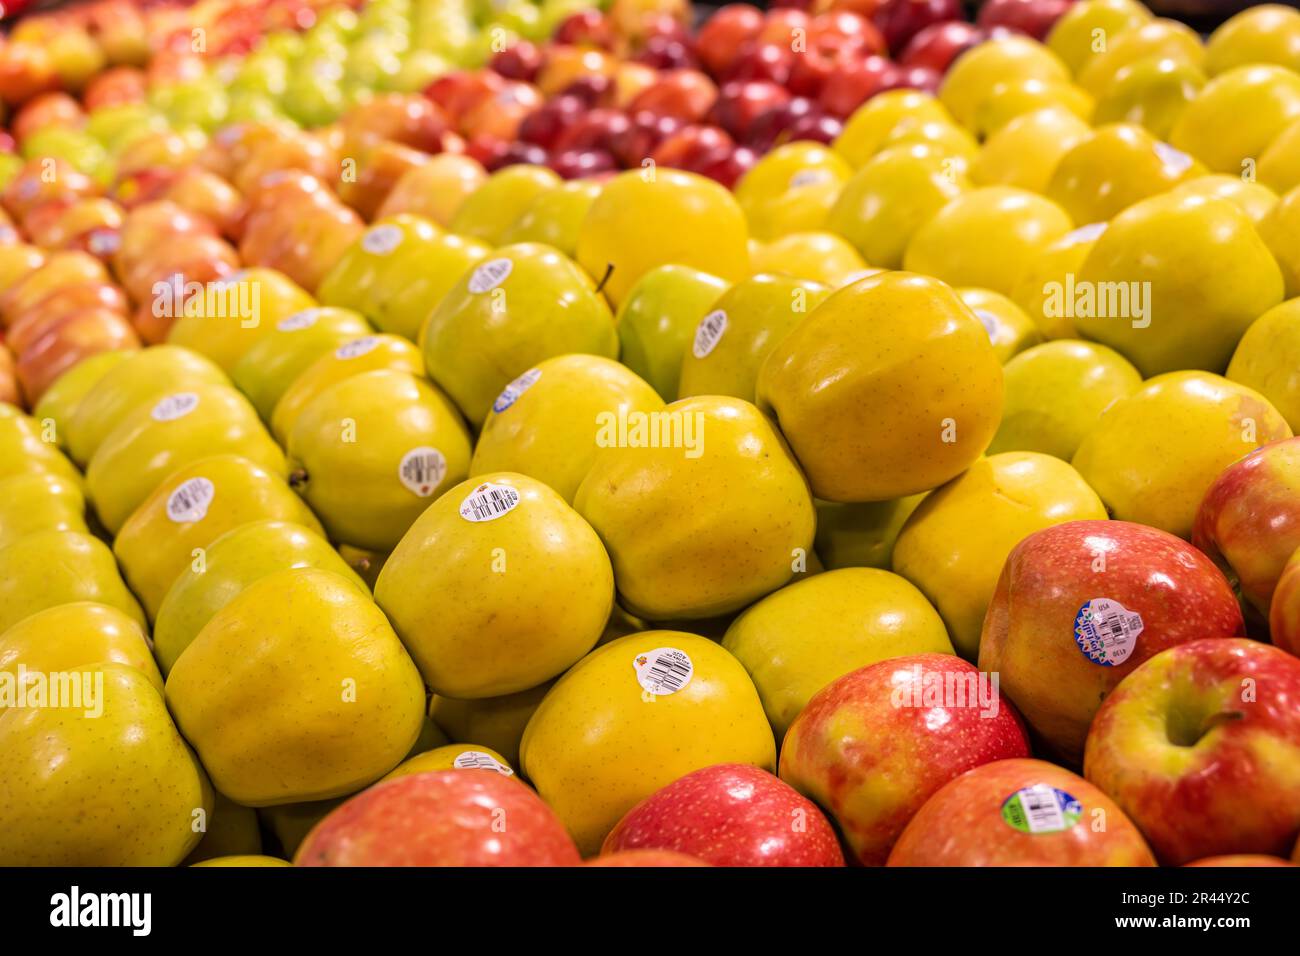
[692,310,728,359]
[468,258,513,294]
[452,750,514,776]
[336,336,379,359]
[166,477,214,524]
[1073,597,1143,666]
[398,447,447,497]
[1001,785,1082,835]
[278,309,321,332]
[151,392,200,422]
[459,482,521,522]
[362,224,403,255]
[492,368,542,414]
[633,647,694,696]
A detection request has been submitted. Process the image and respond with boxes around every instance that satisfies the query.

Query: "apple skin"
[1193,437,1300,618]
[585,849,711,866]
[602,763,845,867]
[871,0,964,54]
[1084,638,1300,866]
[1269,548,1300,657]
[781,653,1031,865]
[980,519,1245,764]
[976,0,1075,42]
[899,21,987,73]
[696,4,765,77]
[295,771,581,867]
[887,758,1158,866]
[1185,855,1295,867]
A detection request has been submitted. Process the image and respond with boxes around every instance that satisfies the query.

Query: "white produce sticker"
[362,223,404,255]
[151,392,200,422]
[1073,597,1144,666]
[492,368,542,414]
[453,750,514,776]
[634,647,694,696]
[459,482,520,522]
[398,447,447,497]
[166,477,214,524]
[789,169,829,189]
[277,309,321,332]
[468,258,513,294]
[336,336,379,360]
[692,310,728,359]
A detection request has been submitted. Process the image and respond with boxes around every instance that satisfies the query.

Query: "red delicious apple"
[980,519,1245,764]
[696,4,765,77]
[490,41,543,82]
[627,69,719,122]
[295,771,581,866]
[745,97,819,149]
[1185,855,1296,867]
[817,54,899,118]
[785,112,845,144]
[649,124,735,169]
[634,35,700,70]
[780,653,1030,865]
[1084,638,1300,865]
[559,73,615,107]
[488,141,551,171]
[871,0,964,54]
[710,80,792,139]
[585,850,711,867]
[551,108,633,154]
[1194,437,1300,618]
[552,9,616,50]
[604,763,845,866]
[610,110,685,166]
[887,758,1157,865]
[549,148,619,179]
[900,20,988,72]
[518,95,588,150]
[722,41,795,85]
[977,0,1076,42]
[688,144,757,189]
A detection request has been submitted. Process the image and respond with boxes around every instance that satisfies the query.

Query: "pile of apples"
[3,0,1300,870]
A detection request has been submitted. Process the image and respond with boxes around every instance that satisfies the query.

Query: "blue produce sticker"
[492,368,541,414]
[1074,597,1144,667]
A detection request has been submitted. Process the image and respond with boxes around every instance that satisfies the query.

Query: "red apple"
[490,41,543,82]
[871,0,964,54]
[817,54,899,118]
[627,69,719,122]
[784,111,845,144]
[1194,437,1300,618]
[980,519,1245,764]
[696,4,765,77]
[758,7,812,45]
[1084,638,1300,865]
[585,849,711,867]
[1185,855,1296,867]
[295,771,581,866]
[900,21,986,72]
[424,70,505,125]
[552,9,616,50]
[549,148,619,179]
[15,307,140,404]
[649,124,735,169]
[634,35,700,70]
[604,763,845,866]
[722,41,795,85]
[82,65,146,109]
[11,92,84,146]
[559,73,615,107]
[1269,548,1300,657]
[610,109,684,166]
[887,758,1157,865]
[688,144,757,189]
[780,653,1031,865]
[340,92,449,156]
[552,108,633,154]
[518,95,588,149]
[977,0,1076,42]
[745,97,819,149]
[710,80,793,139]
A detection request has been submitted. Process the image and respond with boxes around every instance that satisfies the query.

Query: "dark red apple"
[688,145,758,189]
[295,771,581,866]
[722,41,795,85]
[649,124,735,169]
[696,4,765,77]
[871,0,965,54]
[610,110,684,166]
[604,764,845,866]
[817,54,899,118]
[977,0,1076,42]
[781,653,1031,865]
[489,41,543,82]
[634,35,700,70]
[552,9,616,50]
[783,112,845,144]
[558,73,614,107]
[549,148,619,179]
[900,20,987,72]
[626,70,719,122]
[518,95,587,149]
[710,80,792,139]
[745,97,819,149]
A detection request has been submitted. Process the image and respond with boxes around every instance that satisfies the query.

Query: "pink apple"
[887,758,1157,865]
[980,519,1244,764]
[780,653,1031,865]
[1084,638,1300,865]
[585,850,711,867]
[603,763,845,866]
[295,771,581,866]
[1194,436,1300,617]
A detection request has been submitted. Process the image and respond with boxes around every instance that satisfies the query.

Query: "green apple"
[615,264,730,401]
[422,242,619,425]
[955,287,1043,363]
[450,164,561,245]
[31,350,133,448]
[0,530,145,634]
[814,495,927,571]
[316,214,444,319]
[374,233,492,342]
[503,180,602,259]
[0,471,89,550]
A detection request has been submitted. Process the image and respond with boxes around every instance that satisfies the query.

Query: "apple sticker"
[1000,785,1082,835]
[468,258,513,294]
[634,647,694,696]
[692,310,728,359]
[398,447,447,498]
[459,482,521,522]
[150,391,200,422]
[336,336,380,360]
[492,368,542,414]
[1073,598,1144,666]
[166,477,215,524]
[361,223,403,256]
[452,751,514,776]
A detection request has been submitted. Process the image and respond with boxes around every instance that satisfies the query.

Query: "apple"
[519,95,588,150]
[710,80,792,140]
[585,850,711,866]
[1269,547,1300,658]
[722,41,795,85]
[296,771,581,866]
[82,66,147,110]
[552,9,616,49]
[1084,638,1300,865]
[696,4,766,77]
[558,73,615,108]
[650,124,736,169]
[1194,437,1300,618]
[15,307,140,404]
[536,46,616,98]
[551,108,632,154]
[688,144,758,189]
[818,55,899,118]
[603,763,844,866]
[980,519,1245,764]
[900,21,986,73]
[549,149,619,179]
[871,0,964,54]
[610,109,685,166]
[781,653,1031,864]
[977,0,1076,42]
[1185,855,1296,867]
[887,758,1157,865]
[12,92,84,146]
[626,69,719,122]
[490,41,544,82]
[634,34,700,70]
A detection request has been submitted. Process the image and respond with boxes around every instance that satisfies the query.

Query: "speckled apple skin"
[1194,436,1300,616]
[603,763,845,866]
[887,758,1157,866]
[980,519,1244,764]
[295,771,581,867]
[1084,639,1300,865]
[585,849,711,867]
[780,653,1030,865]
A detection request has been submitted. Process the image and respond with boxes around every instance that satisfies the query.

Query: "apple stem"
[288,468,308,489]
[595,263,614,296]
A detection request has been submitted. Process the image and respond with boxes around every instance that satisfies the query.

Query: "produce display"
[2,0,1300,875]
